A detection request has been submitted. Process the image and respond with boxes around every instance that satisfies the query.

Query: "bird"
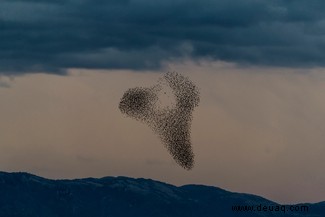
[119,72,200,170]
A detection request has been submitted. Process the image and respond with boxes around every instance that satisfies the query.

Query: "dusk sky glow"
[1,0,325,204]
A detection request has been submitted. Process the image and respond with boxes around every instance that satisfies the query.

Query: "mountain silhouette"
[0,171,323,217]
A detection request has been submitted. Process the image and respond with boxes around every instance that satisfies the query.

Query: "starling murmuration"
[119,72,200,170]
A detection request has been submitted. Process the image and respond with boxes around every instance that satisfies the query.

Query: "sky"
[1,0,325,204]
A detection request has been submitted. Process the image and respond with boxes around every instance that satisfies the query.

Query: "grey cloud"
[1,0,325,74]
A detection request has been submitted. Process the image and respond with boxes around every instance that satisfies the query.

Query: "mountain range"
[0,171,323,217]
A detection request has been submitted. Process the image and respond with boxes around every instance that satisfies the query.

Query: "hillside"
[0,172,323,217]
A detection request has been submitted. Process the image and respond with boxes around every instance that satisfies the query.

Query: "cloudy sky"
[1,0,325,204]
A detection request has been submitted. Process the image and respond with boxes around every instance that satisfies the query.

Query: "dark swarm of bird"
[119,72,200,170]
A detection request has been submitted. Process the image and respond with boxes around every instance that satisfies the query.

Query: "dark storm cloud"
[1,0,325,74]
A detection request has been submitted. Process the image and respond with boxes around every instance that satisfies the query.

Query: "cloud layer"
[2,0,325,74]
